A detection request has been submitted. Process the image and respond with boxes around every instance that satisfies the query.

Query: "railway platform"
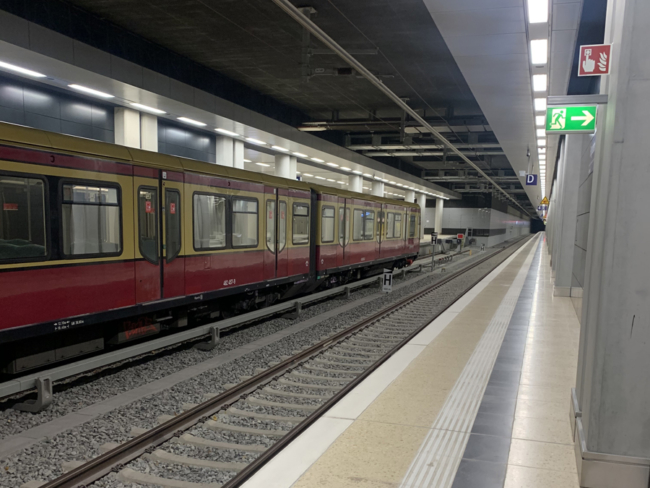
[240,233,581,488]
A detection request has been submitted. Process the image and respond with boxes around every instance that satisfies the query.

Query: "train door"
[263,190,289,280]
[339,198,351,265]
[134,169,162,303]
[264,190,277,280]
[162,173,184,298]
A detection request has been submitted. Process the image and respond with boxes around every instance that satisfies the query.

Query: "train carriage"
[0,122,419,374]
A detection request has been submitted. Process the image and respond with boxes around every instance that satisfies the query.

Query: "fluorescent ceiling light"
[341,167,351,171]
[527,0,549,23]
[255,162,270,167]
[246,137,267,145]
[303,173,313,177]
[534,98,547,111]
[336,181,345,184]
[272,145,289,152]
[530,39,548,65]
[0,61,46,78]
[296,171,301,174]
[389,181,396,184]
[315,176,326,180]
[326,162,339,167]
[536,115,545,126]
[293,152,308,158]
[539,148,546,154]
[352,170,363,174]
[363,173,372,177]
[69,84,114,98]
[396,183,403,187]
[532,74,548,92]
[326,178,335,182]
[537,138,546,147]
[536,128,546,137]
[311,157,325,163]
[177,117,206,127]
[216,128,240,137]
[130,103,165,114]
[243,159,252,163]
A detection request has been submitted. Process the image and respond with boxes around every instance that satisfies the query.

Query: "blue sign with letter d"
[526,174,538,185]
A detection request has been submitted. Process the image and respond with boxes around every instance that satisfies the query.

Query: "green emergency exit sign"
[546,105,597,133]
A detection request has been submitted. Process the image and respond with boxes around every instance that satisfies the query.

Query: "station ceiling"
[22,0,539,213]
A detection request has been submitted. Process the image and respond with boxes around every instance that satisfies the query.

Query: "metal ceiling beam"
[347,143,502,150]
[272,0,532,217]
[363,151,505,157]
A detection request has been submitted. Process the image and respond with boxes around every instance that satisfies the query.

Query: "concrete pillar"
[434,198,444,234]
[215,136,234,167]
[274,154,292,179]
[140,113,158,152]
[114,108,140,148]
[550,141,566,274]
[371,181,384,197]
[349,175,363,192]
[417,193,426,238]
[572,0,650,483]
[405,190,416,203]
[289,156,297,180]
[552,135,582,296]
[233,140,245,169]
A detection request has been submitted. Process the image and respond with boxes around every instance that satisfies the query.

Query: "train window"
[138,187,159,264]
[386,213,395,238]
[292,203,310,245]
[232,198,258,248]
[0,175,47,262]
[364,211,375,240]
[353,209,374,241]
[321,206,335,243]
[266,200,276,253]
[409,214,417,238]
[193,193,226,250]
[395,214,402,238]
[165,189,181,263]
[279,201,287,252]
[61,182,121,257]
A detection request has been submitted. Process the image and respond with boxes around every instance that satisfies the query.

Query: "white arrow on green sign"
[546,105,597,133]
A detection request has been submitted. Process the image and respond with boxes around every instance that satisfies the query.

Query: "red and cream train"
[0,123,420,374]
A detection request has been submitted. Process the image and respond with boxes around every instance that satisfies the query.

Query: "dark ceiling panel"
[59,0,482,120]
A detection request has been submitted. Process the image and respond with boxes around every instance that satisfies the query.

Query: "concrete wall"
[571,134,596,319]
[0,74,114,142]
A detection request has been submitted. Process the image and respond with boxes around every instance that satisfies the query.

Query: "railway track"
[34,236,532,488]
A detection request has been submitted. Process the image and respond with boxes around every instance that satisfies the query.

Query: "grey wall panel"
[577,174,592,216]
[158,120,215,165]
[575,213,590,251]
[572,134,593,290]
[0,75,115,144]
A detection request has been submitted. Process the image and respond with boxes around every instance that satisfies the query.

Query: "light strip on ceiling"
[0,61,46,78]
[272,145,289,152]
[534,98,547,111]
[216,128,240,137]
[69,84,114,98]
[530,39,548,65]
[532,74,548,92]
[536,115,545,126]
[527,0,549,23]
[246,137,267,145]
[130,103,166,114]
[178,117,206,127]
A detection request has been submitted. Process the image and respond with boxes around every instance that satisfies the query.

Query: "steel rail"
[271,0,532,217]
[39,236,531,488]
